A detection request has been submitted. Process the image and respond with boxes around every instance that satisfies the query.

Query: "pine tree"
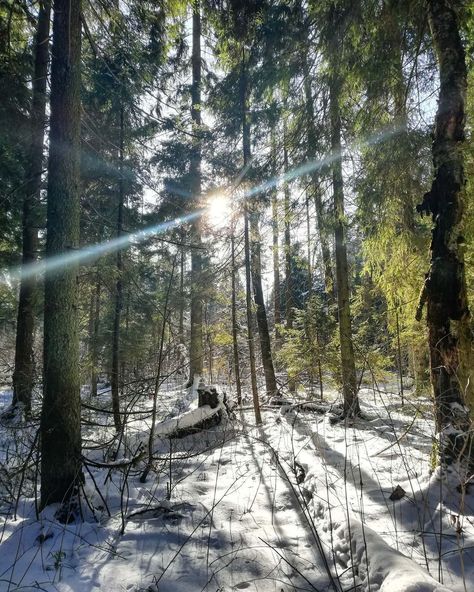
[40,0,83,512]
[188,0,205,386]
[12,1,51,418]
[326,2,360,417]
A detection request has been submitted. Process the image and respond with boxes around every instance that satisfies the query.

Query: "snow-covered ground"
[0,383,472,592]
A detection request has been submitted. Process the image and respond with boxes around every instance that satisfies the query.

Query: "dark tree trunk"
[188,1,204,385]
[231,230,242,404]
[40,0,82,511]
[13,1,51,418]
[111,105,124,433]
[416,0,472,468]
[302,53,334,303]
[283,126,294,332]
[329,73,360,418]
[283,121,296,393]
[270,131,281,328]
[242,52,277,402]
[249,210,278,398]
[179,230,185,343]
[241,50,261,423]
[244,209,261,424]
[90,276,100,397]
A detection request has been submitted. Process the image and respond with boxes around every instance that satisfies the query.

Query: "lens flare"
[1,211,201,286]
[206,192,231,228]
[0,123,403,287]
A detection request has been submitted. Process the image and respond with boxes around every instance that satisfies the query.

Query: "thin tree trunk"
[242,51,277,402]
[329,72,360,417]
[111,104,124,432]
[91,276,100,397]
[249,211,278,398]
[140,260,175,483]
[306,193,324,399]
[13,1,51,418]
[205,303,213,382]
[231,229,242,404]
[302,52,335,303]
[188,1,204,385]
[241,49,261,423]
[416,0,472,467]
[179,230,185,342]
[283,121,296,393]
[306,193,312,293]
[244,209,261,424]
[283,125,293,332]
[40,0,82,511]
[270,131,281,328]
[395,308,404,405]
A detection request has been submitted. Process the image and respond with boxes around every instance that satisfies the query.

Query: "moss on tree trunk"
[416,0,473,470]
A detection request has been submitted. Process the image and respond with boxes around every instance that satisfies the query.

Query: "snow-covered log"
[347,518,453,592]
[155,386,224,439]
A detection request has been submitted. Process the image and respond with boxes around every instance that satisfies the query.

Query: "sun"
[206,192,231,229]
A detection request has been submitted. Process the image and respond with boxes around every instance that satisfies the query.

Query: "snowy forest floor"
[0,381,472,592]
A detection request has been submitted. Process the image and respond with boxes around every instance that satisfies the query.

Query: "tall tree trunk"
[416,0,472,468]
[283,123,293,331]
[302,52,334,303]
[40,0,82,511]
[242,52,277,401]
[90,275,100,397]
[283,121,296,393]
[329,73,360,417]
[270,131,281,328]
[231,229,242,404]
[241,50,261,423]
[244,210,261,424]
[12,1,51,418]
[111,104,124,432]
[179,229,185,343]
[249,211,278,398]
[188,1,204,385]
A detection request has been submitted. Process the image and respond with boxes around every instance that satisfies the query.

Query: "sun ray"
[206,192,231,229]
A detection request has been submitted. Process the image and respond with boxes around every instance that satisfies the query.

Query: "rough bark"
[329,73,360,417]
[40,0,82,511]
[12,1,51,418]
[416,0,472,468]
[188,1,204,385]
[90,276,100,397]
[231,230,242,404]
[111,105,124,433]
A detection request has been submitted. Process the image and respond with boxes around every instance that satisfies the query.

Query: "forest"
[0,0,473,590]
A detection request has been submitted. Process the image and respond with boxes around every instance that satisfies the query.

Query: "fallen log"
[156,386,225,439]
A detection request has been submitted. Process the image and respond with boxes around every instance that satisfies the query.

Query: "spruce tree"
[40,0,83,512]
